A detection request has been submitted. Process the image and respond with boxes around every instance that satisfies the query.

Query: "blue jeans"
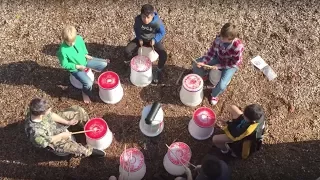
[192,57,237,97]
[71,57,108,97]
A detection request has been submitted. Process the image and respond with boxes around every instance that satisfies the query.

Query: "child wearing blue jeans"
[57,25,110,103]
[193,23,244,105]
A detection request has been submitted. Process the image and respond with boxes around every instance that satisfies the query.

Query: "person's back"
[195,155,230,180]
[212,104,265,159]
[175,155,230,180]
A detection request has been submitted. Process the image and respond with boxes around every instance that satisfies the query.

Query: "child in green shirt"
[57,25,110,103]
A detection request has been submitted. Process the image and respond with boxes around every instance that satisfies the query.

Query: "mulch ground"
[0,0,319,180]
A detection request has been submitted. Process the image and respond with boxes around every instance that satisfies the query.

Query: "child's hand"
[76,65,86,71]
[197,62,205,68]
[150,39,155,46]
[139,39,143,47]
[85,55,93,60]
[60,131,71,140]
[184,167,192,177]
[208,65,218,70]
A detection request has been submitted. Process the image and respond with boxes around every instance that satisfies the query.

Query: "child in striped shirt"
[192,23,244,105]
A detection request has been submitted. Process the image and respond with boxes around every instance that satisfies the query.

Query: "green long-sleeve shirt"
[57,35,88,72]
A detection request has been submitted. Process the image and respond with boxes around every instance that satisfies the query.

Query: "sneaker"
[210,97,219,105]
[221,149,229,154]
[231,151,237,158]
[90,149,106,157]
[152,69,162,84]
[124,60,130,65]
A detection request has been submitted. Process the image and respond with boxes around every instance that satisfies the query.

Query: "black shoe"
[152,69,162,84]
[90,149,106,157]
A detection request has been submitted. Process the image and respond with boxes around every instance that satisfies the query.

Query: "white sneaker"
[221,148,229,154]
[210,97,219,105]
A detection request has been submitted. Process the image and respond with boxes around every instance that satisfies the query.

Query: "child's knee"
[212,135,220,144]
[83,80,93,88]
[108,176,117,180]
[216,81,228,91]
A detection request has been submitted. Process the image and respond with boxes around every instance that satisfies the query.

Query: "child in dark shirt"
[125,4,167,84]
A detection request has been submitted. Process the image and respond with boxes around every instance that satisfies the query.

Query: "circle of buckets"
[138,46,159,62]
[70,68,94,89]
[209,69,222,86]
[139,104,164,137]
[163,142,192,176]
[180,74,204,107]
[188,107,216,140]
[98,71,124,104]
[84,118,113,150]
[130,55,152,87]
[119,148,146,180]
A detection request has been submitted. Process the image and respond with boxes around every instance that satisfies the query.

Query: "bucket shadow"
[0,60,86,101]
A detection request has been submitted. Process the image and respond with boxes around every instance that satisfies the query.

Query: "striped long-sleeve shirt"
[203,36,244,69]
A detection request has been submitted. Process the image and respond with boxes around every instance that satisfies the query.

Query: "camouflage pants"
[51,139,93,157]
[50,105,93,157]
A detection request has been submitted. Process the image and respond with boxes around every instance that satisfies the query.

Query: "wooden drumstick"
[191,59,215,69]
[71,129,96,135]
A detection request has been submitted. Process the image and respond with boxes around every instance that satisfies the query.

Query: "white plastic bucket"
[163,142,192,176]
[138,46,159,62]
[139,104,164,137]
[188,107,216,140]
[84,118,113,150]
[179,74,204,107]
[130,55,153,87]
[119,148,146,180]
[209,69,222,86]
[70,68,94,89]
[98,71,124,104]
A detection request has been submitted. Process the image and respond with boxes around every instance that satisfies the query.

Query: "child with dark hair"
[192,23,244,105]
[25,98,106,157]
[212,104,265,159]
[125,4,167,84]
[175,155,230,180]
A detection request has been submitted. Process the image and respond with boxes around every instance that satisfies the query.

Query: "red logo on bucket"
[84,118,108,139]
[183,74,203,92]
[120,148,145,172]
[98,71,119,90]
[167,142,192,166]
[130,55,151,72]
[193,107,216,128]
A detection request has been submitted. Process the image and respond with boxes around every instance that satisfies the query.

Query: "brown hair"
[220,23,239,40]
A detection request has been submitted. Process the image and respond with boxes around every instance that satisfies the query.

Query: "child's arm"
[228,105,243,119]
[51,112,73,125]
[78,36,88,55]
[154,20,166,43]
[202,41,215,64]
[134,16,142,40]
[226,40,244,69]
[57,50,77,71]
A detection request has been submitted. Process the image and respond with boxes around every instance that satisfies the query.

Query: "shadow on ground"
[0,120,319,179]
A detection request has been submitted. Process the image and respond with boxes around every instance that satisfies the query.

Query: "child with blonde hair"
[57,25,110,103]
